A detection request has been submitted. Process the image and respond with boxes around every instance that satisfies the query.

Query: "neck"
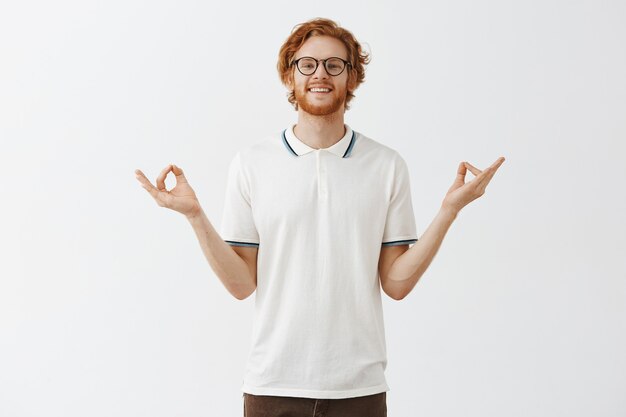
[293,109,346,149]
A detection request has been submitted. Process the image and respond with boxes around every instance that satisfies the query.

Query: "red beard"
[294,86,347,116]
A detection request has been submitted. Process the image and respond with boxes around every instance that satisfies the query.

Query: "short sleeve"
[220,152,260,247]
[381,153,418,247]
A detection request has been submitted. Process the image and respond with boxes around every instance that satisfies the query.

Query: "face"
[287,35,355,116]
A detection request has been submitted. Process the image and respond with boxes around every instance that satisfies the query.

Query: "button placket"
[316,150,328,200]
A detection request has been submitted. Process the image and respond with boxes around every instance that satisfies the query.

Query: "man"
[135,17,504,417]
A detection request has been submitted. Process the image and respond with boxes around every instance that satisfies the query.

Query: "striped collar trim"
[282,124,357,158]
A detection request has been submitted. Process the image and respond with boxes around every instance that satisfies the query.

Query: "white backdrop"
[1,0,625,416]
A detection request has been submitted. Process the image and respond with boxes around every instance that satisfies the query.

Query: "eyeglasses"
[291,56,351,76]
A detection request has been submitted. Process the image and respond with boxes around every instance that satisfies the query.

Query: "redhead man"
[135,17,504,417]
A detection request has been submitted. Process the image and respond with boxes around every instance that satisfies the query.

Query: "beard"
[294,85,347,116]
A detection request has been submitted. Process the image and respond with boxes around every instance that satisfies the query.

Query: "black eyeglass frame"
[290,56,352,76]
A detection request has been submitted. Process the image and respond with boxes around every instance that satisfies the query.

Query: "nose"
[312,61,330,79]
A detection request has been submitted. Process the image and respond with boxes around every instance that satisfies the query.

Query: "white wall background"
[1,0,625,416]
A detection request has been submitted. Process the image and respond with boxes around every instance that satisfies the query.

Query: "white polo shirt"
[220,123,418,399]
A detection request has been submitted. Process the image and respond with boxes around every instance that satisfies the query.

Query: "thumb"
[456,162,467,178]
[455,161,467,181]
[447,162,466,193]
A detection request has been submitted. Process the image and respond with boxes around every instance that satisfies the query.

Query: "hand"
[135,164,201,218]
[441,157,505,215]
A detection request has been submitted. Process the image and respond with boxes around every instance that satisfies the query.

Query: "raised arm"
[379,157,505,300]
[135,164,257,300]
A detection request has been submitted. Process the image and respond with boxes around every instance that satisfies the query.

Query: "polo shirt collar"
[282,124,357,158]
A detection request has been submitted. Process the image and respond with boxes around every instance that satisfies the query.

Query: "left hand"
[441,157,506,215]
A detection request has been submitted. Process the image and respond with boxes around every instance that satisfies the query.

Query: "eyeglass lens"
[298,58,345,75]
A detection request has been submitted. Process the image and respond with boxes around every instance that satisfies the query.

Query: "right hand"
[135,164,201,218]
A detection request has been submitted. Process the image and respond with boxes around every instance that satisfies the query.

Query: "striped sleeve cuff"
[381,238,418,247]
[225,240,260,248]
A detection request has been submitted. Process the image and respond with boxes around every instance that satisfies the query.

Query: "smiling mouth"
[308,88,333,94]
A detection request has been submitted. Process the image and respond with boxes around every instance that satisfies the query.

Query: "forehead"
[295,35,348,59]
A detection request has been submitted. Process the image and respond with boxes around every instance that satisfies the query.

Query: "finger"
[485,157,505,177]
[135,169,161,200]
[481,157,504,173]
[481,157,505,178]
[172,164,189,185]
[156,164,173,191]
[463,161,482,177]
[476,157,505,191]
[135,169,156,189]
[470,157,504,183]
[492,156,505,167]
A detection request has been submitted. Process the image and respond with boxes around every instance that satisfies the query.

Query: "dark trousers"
[243,392,387,417]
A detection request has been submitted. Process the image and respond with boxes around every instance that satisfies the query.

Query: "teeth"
[309,88,330,92]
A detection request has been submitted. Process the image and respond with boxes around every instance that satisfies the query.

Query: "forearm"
[386,206,458,297]
[186,208,255,299]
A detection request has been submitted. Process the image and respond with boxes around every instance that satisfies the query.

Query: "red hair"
[277,18,371,111]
